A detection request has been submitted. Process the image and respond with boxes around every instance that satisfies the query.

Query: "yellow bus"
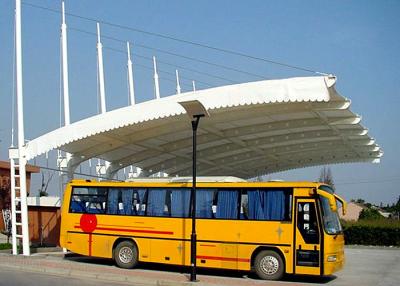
[59,177,346,280]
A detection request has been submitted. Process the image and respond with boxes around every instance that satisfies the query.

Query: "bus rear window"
[70,187,107,214]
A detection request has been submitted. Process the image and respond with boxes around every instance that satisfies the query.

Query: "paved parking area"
[328,247,400,286]
[0,247,399,286]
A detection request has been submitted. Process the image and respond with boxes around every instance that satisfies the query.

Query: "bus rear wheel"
[254,250,284,280]
[114,240,138,269]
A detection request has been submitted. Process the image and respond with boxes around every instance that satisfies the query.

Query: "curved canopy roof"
[24,76,382,178]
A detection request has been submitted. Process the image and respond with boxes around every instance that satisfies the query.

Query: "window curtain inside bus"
[216,190,238,219]
[196,190,214,218]
[121,189,134,215]
[248,190,286,220]
[265,190,286,220]
[147,189,167,216]
[171,189,190,217]
[248,190,265,219]
[134,189,147,215]
[107,189,119,215]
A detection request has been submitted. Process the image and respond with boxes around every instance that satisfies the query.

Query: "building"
[339,202,366,221]
[27,196,61,246]
[0,160,40,231]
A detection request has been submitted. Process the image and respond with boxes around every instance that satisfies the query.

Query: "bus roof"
[125,176,247,183]
[68,178,325,189]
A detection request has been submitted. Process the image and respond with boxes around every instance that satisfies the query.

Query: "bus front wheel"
[114,240,138,269]
[254,250,284,280]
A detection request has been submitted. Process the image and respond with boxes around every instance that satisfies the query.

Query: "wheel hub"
[119,246,133,264]
[260,255,279,275]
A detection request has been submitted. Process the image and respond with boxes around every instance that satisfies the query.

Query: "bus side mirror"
[329,198,337,213]
[317,190,337,212]
[334,194,347,216]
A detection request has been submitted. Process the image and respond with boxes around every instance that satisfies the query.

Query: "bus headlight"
[327,255,337,262]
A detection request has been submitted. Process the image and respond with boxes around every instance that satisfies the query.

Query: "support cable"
[104,46,237,84]
[70,27,267,80]
[133,62,211,88]
[22,1,328,75]
[31,164,123,182]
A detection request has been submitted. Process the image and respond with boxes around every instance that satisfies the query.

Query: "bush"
[358,208,383,220]
[342,219,400,246]
[0,243,12,250]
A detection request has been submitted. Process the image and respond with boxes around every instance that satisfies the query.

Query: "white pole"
[153,56,160,99]
[89,159,92,175]
[127,42,135,105]
[192,80,196,92]
[61,1,70,125]
[15,0,30,256]
[97,23,106,113]
[46,151,49,168]
[176,70,181,94]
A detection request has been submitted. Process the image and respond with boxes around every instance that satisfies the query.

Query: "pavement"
[0,267,133,286]
[0,247,399,286]
[0,233,9,244]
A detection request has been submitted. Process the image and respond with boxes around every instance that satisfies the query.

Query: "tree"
[0,178,11,210]
[0,177,12,242]
[37,172,54,197]
[358,208,383,220]
[356,198,365,204]
[318,166,335,190]
[393,196,400,219]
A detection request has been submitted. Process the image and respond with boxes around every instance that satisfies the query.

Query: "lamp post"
[178,100,209,282]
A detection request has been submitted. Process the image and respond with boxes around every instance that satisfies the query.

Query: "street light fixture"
[178,100,209,282]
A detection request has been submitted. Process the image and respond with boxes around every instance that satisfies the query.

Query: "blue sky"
[0,0,399,205]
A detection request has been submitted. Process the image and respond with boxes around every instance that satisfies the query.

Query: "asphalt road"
[62,247,400,286]
[0,247,399,286]
[0,268,132,286]
[328,247,400,286]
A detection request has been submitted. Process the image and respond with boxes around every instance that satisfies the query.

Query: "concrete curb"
[0,246,63,254]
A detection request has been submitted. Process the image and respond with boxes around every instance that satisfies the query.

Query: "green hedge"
[342,220,400,246]
[0,243,12,250]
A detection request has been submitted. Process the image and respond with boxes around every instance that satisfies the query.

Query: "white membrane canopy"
[24,76,382,178]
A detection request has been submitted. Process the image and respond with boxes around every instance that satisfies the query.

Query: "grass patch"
[0,243,12,250]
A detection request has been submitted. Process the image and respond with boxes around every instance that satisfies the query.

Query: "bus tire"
[114,240,138,269]
[254,250,284,280]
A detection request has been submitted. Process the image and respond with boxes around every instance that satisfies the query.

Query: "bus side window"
[215,189,239,219]
[108,188,142,216]
[247,189,290,221]
[132,188,147,216]
[240,191,248,219]
[120,189,134,215]
[287,194,293,220]
[147,188,168,217]
[170,189,190,217]
[196,189,215,218]
[107,189,120,215]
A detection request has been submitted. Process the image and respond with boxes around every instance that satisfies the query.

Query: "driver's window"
[297,202,319,244]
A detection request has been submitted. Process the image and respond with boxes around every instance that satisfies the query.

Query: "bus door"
[294,198,321,275]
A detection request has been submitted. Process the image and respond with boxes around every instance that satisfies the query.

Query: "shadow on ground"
[64,254,336,284]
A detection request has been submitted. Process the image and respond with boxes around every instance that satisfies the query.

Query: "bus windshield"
[319,187,342,235]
